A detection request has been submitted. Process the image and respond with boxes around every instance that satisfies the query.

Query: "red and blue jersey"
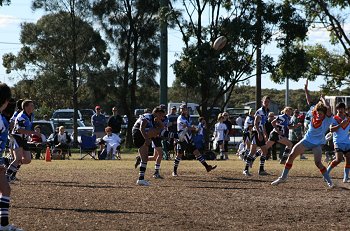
[304,109,332,145]
[332,115,350,145]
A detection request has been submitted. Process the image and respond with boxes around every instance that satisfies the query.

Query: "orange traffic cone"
[45,146,51,162]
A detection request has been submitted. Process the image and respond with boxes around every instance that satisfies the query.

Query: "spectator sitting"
[28,125,47,159]
[102,126,122,160]
[53,126,72,158]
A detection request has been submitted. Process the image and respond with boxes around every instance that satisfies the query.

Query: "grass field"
[8,152,350,230]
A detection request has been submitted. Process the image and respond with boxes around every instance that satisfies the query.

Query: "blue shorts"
[334,143,350,153]
[300,139,321,150]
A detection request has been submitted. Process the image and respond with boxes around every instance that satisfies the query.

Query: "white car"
[51,118,85,135]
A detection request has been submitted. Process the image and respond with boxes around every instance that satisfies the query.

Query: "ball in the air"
[212,36,227,51]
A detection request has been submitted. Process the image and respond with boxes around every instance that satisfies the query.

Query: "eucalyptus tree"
[2,2,109,142]
[169,0,308,123]
[289,0,350,90]
[92,0,161,147]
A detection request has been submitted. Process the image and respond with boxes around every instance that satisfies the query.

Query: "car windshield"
[52,112,74,119]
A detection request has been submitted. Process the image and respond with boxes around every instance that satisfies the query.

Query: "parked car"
[52,118,85,135]
[51,109,83,121]
[211,125,243,151]
[32,120,55,138]
[80,108,95,126]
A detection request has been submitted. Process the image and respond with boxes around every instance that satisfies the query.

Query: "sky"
[0,1,343,92]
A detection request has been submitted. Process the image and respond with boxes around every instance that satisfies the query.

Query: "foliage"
[92,0,161,147]
[290,0,350,89]
[0,0,10,6]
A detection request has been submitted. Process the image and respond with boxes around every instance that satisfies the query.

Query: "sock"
[245,154,254,171]
[138,161,147,180]
[259,155,266,171]
[243,149,250,161]
[161,130,178,139]
[281,163,293,179]
[173,157,181,173]
[6,164,18,176]
[282,148,290,157]
[196,155,209,168]
[327,161,338,174]
[255,150,262,157]
[320,166,332,184]
[0,196,10,227]
[344,164,350,180]
[154,163,160,174]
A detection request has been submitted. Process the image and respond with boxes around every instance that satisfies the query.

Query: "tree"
[0,0,10,6]
[169,0,308,123]
[290,0,350,89]
[93,0,161,147]
[2,6,109,142]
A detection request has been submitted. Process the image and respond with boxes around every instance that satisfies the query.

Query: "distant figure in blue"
[91,105,106,139]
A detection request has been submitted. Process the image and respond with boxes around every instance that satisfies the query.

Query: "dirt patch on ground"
[9,155,350,230]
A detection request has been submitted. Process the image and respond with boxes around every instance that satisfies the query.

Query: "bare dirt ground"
[9,154,350,230]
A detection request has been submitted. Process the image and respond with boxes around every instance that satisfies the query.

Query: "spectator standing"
[91,105,106,138]
[235,114,244,127]
[223,112,232,160]
[165,106,178,160]
[107,107,123,135]
[289,109,307,160]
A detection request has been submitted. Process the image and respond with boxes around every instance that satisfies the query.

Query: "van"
[167,102,199,115]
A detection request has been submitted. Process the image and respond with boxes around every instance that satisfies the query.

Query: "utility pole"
[255,0,262,110]
[285,77,289,106]
[160,0,168,106]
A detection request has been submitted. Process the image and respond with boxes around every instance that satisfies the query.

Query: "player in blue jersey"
[243,96,271,176]
[265,107,302,164]
[172,104,216,177]
[6,100,39,182]
[326,102,350,182]
[0,83,23,231]
[272,95,334,188]
[132,107,185,186]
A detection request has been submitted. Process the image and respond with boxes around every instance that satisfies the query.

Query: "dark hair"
[199,117,205,122]
[21,99,33,109]
[152,106,165,114]
[0,83,12,107]
[336,102,346,109]
[2,98,15,120]
[16,98,24,110]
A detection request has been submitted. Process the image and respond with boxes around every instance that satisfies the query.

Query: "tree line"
[1,0,350,146]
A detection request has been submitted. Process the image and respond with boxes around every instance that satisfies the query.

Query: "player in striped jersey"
[326,102,350,182]
[6,100,38,182]
[265,107,302,164]
[172,104,216,177]
[243,96,271,176]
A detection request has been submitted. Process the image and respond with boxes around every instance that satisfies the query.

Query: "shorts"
[268,131,281,143]
[300,139,321,150]
[13,135,30,151]
[334,143,350,154]
[251,131,266,147]
[243,131,251,143]
[177,140,196,154]
[152,137,162,148]
[132,129,145,148]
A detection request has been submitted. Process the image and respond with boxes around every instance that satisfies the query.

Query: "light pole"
[160,0,168,106]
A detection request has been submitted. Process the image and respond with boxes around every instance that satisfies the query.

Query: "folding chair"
[79,134,97,160]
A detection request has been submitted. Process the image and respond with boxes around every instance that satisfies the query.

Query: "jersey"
[303,109,333,145]
[132,113,156,132]
[253,107,269,133]
[243,115,254,131]
[177,114,192,141]
[197,122,205,136]
[0,114,9,155]
[214,122,227,141]
[273,114,292,137]
[332,115,350,145]
[12,111,33,139]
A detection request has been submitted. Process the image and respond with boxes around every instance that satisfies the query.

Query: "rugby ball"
[213,36,227,51]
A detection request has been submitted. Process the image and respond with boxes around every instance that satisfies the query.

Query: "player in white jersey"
[172,104,216,176]
[243,96,271,176]
[213,113,227,160]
